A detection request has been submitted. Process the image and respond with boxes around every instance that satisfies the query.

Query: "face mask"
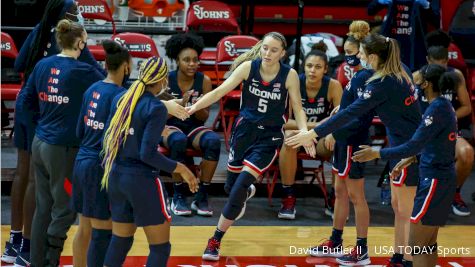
[67,12,84,25]
[360,59,372,70]
[345,54,360,67]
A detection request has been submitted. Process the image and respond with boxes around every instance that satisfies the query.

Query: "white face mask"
[67,12,84,26]
[360,58,372,70]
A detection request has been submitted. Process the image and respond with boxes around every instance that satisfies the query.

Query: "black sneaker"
[191,193,213,216]
[171,195,192,216]
[202,238,221,261]
[1,241,20,263]
[452,193,470,216]
[336,246,371,266]
[278,195,296,220]
[14,250,30,267]
[309,239,344,257]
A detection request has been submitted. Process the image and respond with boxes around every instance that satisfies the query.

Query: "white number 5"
[258,98,268,113]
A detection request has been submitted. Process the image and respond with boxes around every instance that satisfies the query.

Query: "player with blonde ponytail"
[101,56,198,267]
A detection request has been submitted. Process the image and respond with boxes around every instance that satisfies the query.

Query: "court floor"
[1,225,474,266]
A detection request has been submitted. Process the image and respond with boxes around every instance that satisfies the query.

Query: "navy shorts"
[13,104,37,152]
[108,167,171,226]
[411,177,456,226]
[332,143,365,179]
[227,117,282,176]
[71,157,110,220]
[390,160,419,186]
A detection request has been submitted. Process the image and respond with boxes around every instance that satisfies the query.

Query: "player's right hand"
[175,163,199,193]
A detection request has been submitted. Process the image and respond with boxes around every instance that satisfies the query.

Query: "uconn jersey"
[240,59,291,127]
[167,70,204,131]
[299,73,332,123]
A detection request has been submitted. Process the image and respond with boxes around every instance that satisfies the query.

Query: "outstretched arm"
[187,61,251,115]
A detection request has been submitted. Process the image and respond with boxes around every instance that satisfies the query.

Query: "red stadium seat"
[335,62,360,89]
[186,1,240,34]
[127,0,184,18]
[212,35,259,150]
[112,32,159,58]
[1,32,21,135]
[77,0,116,61]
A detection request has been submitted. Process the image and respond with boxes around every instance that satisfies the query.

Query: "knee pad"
[199,132,221,161]
[222,171,255,220]
[224,171,239,194]
[88,229,112,267]
[167,132,187,162]
[104,235,134,267]
[146,242,171,267]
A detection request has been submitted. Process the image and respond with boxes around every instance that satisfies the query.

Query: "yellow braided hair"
[101,56,168,189]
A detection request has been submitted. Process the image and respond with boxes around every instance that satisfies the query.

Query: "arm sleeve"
[78,47,107,76]
[315,82,387,137]
[139,103,178,173]
[76,96,87,139]
[380,104,442,159]
[14,27,38,72]
[22,66,39,112]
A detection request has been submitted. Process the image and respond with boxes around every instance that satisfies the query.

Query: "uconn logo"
[193,5,230,19]
[224,41,238,57]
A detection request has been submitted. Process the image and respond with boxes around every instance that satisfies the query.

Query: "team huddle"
[2,1,472,266]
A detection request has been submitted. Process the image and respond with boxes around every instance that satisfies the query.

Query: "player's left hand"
[285,129,318,150]
[352,145,380,162]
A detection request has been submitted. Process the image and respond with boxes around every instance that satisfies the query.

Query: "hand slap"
[352,145,379,162]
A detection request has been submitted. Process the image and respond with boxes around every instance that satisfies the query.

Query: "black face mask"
[122,73,130,87]
[345,54,360,67]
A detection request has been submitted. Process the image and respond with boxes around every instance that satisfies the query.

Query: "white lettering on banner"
[193,5,230,19]
[448,51,458,60]
[343,64,355,81]
[249,86,281,100]
[1,42,11,50]
[78,5,105,14]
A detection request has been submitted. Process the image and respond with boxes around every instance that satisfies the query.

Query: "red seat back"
[215,35,259,64]
[335,62,359,89]
[128,0,184,17]
[77,0,116,34]
[187,1,240,34]
[112,32,159,58]
[1,32,19,59]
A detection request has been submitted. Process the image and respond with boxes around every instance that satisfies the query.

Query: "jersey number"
[258,98,268,113]
[308,116,318,123]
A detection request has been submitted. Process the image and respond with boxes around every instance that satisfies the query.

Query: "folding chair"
[212,35,259,150]
[158,146,203,177]
[77,0,116,61]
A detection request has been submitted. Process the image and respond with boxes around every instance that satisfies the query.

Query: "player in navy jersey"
[163,33,220,217]
[187,31,316,261]
[69,40,131,267]
[278,41,342,220]
[353,64,458,267]
[21,20,105,266]
[2,1,105,265]
[101,56,198,267]
[308,20,375,266]
[287,33,421,267]
[414,29,473,217]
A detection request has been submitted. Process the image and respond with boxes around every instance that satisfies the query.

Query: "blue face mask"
[345,54,360,67]
[360,59,372,70]
[67,12,84,26]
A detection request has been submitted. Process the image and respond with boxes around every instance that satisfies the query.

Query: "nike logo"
[272,137,281,141]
